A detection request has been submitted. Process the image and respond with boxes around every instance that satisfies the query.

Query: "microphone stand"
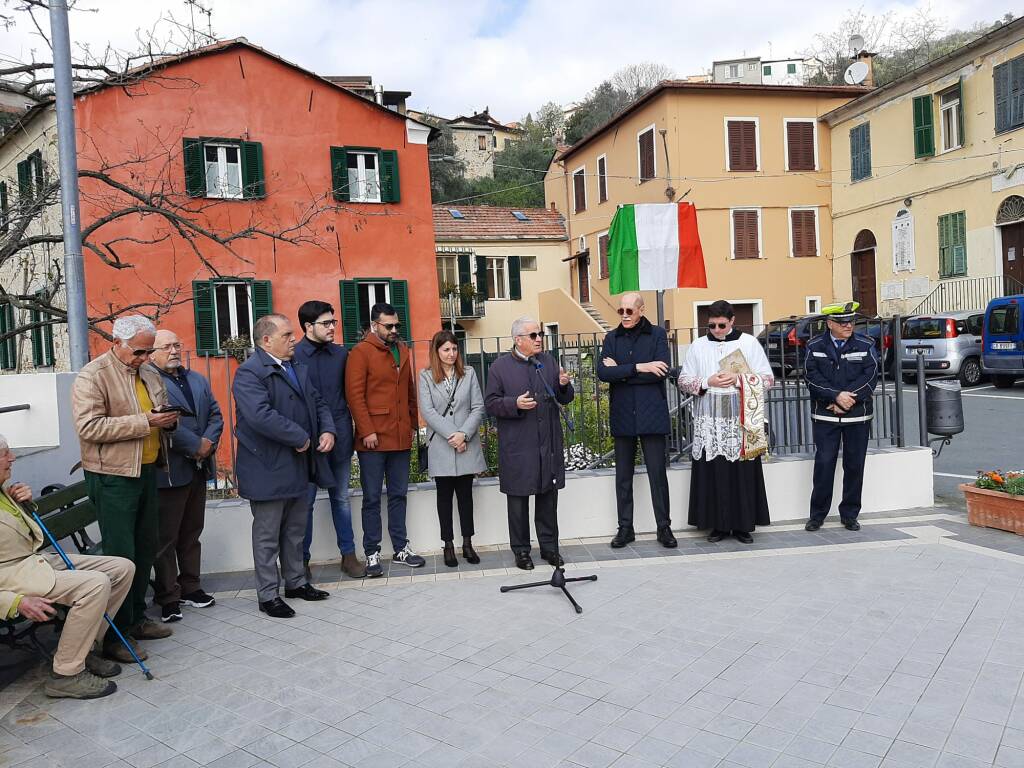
[499,358,597,614]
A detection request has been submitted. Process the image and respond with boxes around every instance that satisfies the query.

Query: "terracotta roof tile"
[432,205,568,241]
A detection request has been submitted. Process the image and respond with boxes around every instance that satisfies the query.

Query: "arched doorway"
[851,229,878,316]
[996,195,1024,286]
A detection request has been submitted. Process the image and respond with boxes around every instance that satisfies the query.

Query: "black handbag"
[418,377,459,473]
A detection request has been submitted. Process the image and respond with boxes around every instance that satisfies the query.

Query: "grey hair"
[253,313,288,347]
[511,316,538,337]
[112,315,156,342]
[0,433,7,451]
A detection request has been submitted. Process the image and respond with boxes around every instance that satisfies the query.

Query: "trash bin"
[926,379,964,437]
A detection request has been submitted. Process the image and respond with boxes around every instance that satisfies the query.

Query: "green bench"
[0,481,100,658]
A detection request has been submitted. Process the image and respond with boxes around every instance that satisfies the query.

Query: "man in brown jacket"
[0,434,134,699]
[344,303,424,577]
[72,316,179,662]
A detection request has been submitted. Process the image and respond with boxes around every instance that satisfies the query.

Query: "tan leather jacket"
[72,350,170,478]
[0,490,53,619]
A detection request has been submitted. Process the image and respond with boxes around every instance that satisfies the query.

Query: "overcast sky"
[1,1,1011,121]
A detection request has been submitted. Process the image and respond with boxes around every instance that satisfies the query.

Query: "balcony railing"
[912,274,1024,316]
[440,294,486,319]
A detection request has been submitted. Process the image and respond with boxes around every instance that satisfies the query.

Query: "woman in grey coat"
[418,330,487,567]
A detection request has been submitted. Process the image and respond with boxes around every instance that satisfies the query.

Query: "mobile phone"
[153,405,194,417]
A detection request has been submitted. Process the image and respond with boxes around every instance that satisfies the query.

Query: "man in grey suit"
[232,314,336,618]
[150,329,224,623]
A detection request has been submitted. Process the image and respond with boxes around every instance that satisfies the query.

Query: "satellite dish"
[849,34,865,55]
[844,61,870,85]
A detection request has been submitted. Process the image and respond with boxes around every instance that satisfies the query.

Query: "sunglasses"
[617,308,638,316]
[377,322,401,331]
[131,348,156,357]
[518,331,545,340]
[314,319,338,328]
[707,322,730,330]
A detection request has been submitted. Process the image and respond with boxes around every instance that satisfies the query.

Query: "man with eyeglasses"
[804,302,879,532]
[345,302,425,577]
[484,316,574,570]
[294,301,363,582]
[148,329,223,623]
[72,315,178,662]
[597,292,676,550]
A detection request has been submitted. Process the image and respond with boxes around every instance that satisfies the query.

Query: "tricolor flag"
[607,202,708,293]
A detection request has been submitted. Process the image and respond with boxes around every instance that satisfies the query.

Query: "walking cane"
[26,503,154,680]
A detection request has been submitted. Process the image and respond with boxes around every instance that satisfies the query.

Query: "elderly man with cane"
[0,434,135,698]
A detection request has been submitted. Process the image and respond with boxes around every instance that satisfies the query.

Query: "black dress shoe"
[842,519,861,531]
[707,530,727,543]
[657,526,678,548]
[284,584,329,601]
[462,538,480,564]
[258,598,295,618]
[540,550,565,567]
[805,519,822,532]
[514,552,535,570]
[610,526,635,548]
[734,531,753,544]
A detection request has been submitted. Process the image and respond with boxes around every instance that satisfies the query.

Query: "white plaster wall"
[200,447,934,573]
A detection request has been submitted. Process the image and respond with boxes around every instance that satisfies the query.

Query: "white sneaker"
[392,545,425,568]
[366,551,383,578]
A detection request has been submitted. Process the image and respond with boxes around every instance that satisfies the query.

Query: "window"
[731,209,761,259]
[989,304,1019,335]
[183,138,264,199]
[0,302,15,370]
[726,119,758,171]
[637,126,655,182]
[806,296,821,314]
[512,210,530,221]
[448,208,464,219]
[329,147,399,203]
[0,181,8,234]
[486,257,509,299]
[436,255,458,288]
[728,64,739,78]
[492,135,497,149]
[748,62,756,71]
[763,65,772,76]
[597,154,608,203]
[339,278,411,345]
[785,120,816,171]
[940,83,963,151]
[16,150,44,202]
[912,95,935,158]
[478,135,488,150]
[520,255,537,271]
[994,55,1024,134]
[938,211,967,278]
[192,278,273,354]
[787,63,797,74]
[30,293,54,369]
[850,123,871,181]
[789,208,818,257]
[598,232,610,279]
[573,166,587,213]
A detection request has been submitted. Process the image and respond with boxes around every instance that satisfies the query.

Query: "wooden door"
[1001,221,1024,286]
[578,253,591,303]
[851,250,877,316]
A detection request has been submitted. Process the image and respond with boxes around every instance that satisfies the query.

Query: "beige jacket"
[72,350,169,478]
[0,491,53,619]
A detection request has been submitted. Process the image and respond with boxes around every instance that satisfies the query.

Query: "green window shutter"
[850,126,865,181]
[913,95,934,158]
[330,146,349,202]
[475,255,487,297]
[29,298,52,368]
[861,124,871,178]
[507,255,522,300]
[339,279,360,346]
[952,212,967,275]
[240,141,266,199]
[0,303,15,370]
[389,279,411,341]
[192,280,218,354]
[457,252,474,316]
[31,152,43,196]
[995,61,1012,133]
[0,181,8,234]
[183,138,206,197]
[250,280,273,327]
[957,76,966,146]
[379,149,400,203]
[17,159,31,200]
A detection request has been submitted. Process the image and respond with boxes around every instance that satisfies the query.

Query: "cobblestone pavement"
[3,507,1024,768]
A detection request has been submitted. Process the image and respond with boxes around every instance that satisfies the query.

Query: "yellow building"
[432,205,603,342]
[823,18,1024,317]
[543,82,865,336]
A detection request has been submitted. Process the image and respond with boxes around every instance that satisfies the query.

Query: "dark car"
[759,314,895,376]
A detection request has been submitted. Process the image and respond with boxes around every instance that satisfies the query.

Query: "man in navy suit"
[150,329,224,623]
[233,314,336,618]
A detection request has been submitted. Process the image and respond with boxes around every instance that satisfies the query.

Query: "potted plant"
[961,471,1024,535]
[220,335,252,363]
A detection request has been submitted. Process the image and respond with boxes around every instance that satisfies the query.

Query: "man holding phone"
[72,316,178,662]
[149,330,223,623]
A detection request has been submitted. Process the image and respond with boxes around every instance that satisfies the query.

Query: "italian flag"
[607,202,708,293]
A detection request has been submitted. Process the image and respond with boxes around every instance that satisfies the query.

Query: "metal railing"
[911,274,1024,316]
[439,294,486,320]
[184,319,909,494]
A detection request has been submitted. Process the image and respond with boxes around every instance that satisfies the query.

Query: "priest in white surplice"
[677,300,774,543]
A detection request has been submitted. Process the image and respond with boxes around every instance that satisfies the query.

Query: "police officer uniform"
[804,305,879,531]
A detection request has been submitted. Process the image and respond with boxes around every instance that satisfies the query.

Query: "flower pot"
[960,483,1024,535]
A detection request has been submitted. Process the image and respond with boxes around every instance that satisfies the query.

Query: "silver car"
[900,311,985,386]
